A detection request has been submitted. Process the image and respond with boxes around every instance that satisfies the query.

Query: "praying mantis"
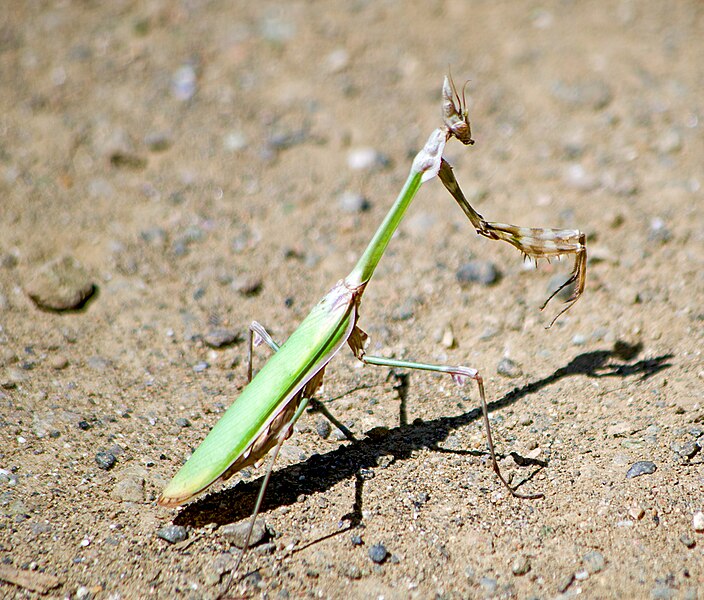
[158,75,587,578]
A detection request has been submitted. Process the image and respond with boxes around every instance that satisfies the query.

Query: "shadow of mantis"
[174,343,671,530]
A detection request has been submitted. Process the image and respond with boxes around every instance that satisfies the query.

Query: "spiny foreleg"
[438,159,586,327]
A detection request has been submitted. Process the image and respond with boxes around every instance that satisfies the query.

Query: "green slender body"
[159,281,356,506]
[158,130,446,507]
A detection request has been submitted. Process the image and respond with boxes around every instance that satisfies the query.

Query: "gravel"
[626,461,657,479]
[157,525,188,544]
[368,543,388,564]
[220,520,268,549]
[94,452,116,471]
[456,260,501,286]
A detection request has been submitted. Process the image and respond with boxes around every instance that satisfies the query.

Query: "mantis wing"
[158,279,359,507]
[159,128,447,507]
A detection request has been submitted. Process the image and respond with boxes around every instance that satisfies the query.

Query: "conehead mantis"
[158,76,587,581]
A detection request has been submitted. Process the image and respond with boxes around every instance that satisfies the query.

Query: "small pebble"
[259,16,295,42]
[144,131,172,152]
[157,525,188,544]
[87,355,109,371]
[347,147,389,171]
[582,550,605,574]
[497,357,523,378]
[648,218,672,244]
[325,48,349,73]
[651,585,679,600]
[563,163,598,191]
[31,522,52,535]
[392,299,415,321]
[338,191,370,213]
[111,475,144,503]
[175,418,191,428]
[193,361,209,373]
[9,499,29,516]
[95,452,116,470]
[607,422,633,437]
[456,260,500,286]
[572,334,586,346]
[512,555,531,575]
[171,63,197,101]
[223,131,248,152]
[343,564,362,580]
[368,543,388,564]
[680,534,696,549]
[655,129,682,154]
[231,275,263,296]
[315,419,331,439]
[25,256,95,311]
[0,348,17,367]
[331,427,349,442]
[671,440,699,460]
[1,253,18,269]
[693,511,704,532]
[203,328,239,348]
[415,492,430,505]
[479,577,498,594]
[479,326,498,341]
[220,520,268,549]
[267,126,309,152]
[626,460,657,478]
[49,355,69,370]
[32,413,57,439]
[279,444,306,462]
[376,454,394,468]
[628,506,645,520]
[441,326,455,349]
[358,468,375,480]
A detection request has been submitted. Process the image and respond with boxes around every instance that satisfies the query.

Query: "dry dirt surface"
[1,1,703,599]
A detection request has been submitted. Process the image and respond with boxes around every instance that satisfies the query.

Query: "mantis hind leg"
[359,353,543,500]
[221,397,310,596]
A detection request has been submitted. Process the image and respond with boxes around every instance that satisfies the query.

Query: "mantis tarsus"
[158,75,587,587]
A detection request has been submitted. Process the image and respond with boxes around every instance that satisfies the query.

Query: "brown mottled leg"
[438,159,586,327]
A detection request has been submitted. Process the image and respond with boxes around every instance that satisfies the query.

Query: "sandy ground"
[1,1,703,598]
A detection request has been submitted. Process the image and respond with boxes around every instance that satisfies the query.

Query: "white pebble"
[347,147,384,171]
[171,64,197,102]
[223,131,248,152]
[693,511,704,532]
[564,163,597,191]
[325,48,349,73]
